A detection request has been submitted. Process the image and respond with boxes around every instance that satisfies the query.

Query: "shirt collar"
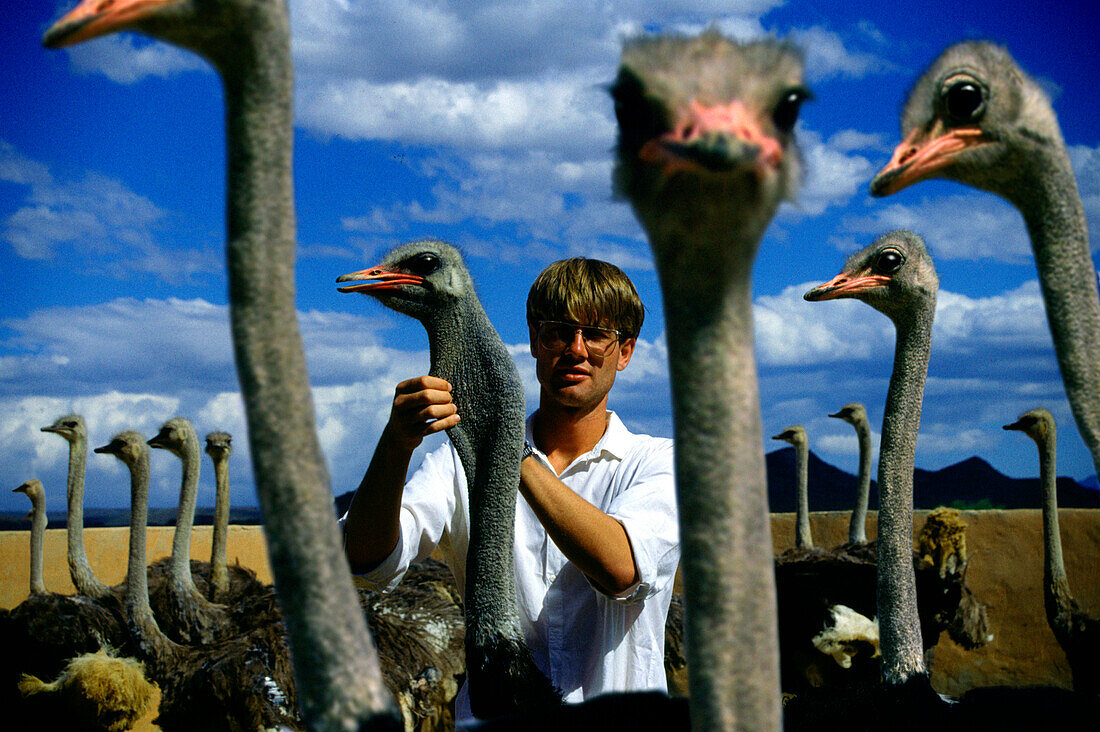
[525,410,633,464]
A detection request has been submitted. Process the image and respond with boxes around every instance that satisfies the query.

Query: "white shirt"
[349,411,679,723]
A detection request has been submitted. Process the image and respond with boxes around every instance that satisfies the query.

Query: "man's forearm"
[343,427,413,573]
[519,457,638,594]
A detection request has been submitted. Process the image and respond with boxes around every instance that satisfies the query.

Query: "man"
[342,257,679,722]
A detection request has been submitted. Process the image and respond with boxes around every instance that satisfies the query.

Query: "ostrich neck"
[655,234,781,732]
[209,454,230,600]
[794,441,812,549]
[877,305,933,685]
[170,444,201,586]
[28,490,47,595]
[1033,428,1073,623]
[850,419,872,544]
[66,435,109,598]
[125,455,177,670]
[214,13,395,725]
[1015,163,1100,477]
[424,301,527,647]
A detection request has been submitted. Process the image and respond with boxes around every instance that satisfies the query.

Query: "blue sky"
[2,1,1099,513]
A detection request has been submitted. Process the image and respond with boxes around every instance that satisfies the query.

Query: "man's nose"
[564,329,588,356]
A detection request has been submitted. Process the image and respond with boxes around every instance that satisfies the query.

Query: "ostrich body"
[147,417,231,644]
[5,480,130,729]
[612,31,809,730]
[42,414,114,600]
[45,1,398,727]
[773,425,814,552]
[95,431,302,731]
[1004,409,1100,694]
[338,239,561,719]
[829,403,872,546]
[870,41,1100,479]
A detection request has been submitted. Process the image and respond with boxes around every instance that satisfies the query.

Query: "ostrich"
[772,425,814,553]
[611,30,810,730]
[44,0,398,726]
[146,417,231,645]
[828,403,872,547]
[203,431,263,604]
[41,414,114,600]
[1004,408,1099,694]
[4,479,131,729]
[95,431,302,731]
[870,41,1100,480]
[337,239,562,719]
[790,232,1096,728]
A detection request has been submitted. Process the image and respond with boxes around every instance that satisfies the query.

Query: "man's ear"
[616,338,636,371]
[529,323,539,358]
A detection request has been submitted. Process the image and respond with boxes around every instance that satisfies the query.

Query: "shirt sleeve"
[603,438,680,604]
[341,439,460,593]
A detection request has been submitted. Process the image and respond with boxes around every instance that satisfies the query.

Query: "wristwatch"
[522,440,535,462]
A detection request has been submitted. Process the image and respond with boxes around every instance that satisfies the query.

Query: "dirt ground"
[3,509,1098,727]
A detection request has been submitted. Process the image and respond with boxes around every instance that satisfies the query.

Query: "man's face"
[530,319,635,410]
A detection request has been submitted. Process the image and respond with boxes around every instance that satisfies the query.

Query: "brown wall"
[3,509,1098,696]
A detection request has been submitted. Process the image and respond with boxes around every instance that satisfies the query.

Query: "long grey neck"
[794,440,812,549]
[27,488,47,596]
[215,7,395,725]
[209,453,230,601]
[1013,159,1100,479]
[876,304,934,685]
[66,434,110,599]
[423,299,530,697]
[655,231,781,732]
[849,417,872,544]
[125,452,177,671]
[170,440,202,589]
[1033,425,1073,625]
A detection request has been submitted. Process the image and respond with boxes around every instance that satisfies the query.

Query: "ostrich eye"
[874,248,904,274]
[408,253,442,276]
[943,80,985,123]
[772,87,810,134]
[611,70,670,152]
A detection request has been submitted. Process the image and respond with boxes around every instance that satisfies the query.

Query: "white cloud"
[0,141,218,280]
[836,194,1032,263]
[65,34,206,84]
[788,26,896,83]
[783,126,879,218]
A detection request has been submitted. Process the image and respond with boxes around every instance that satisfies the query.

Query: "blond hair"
[526,258,644,340]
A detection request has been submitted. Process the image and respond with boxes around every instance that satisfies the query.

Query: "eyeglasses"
[536,320,621,357]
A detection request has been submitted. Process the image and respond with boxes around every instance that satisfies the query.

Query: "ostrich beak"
[870,124,986,197]
[336,266,425,294]
[640,99,784,175]
[43,0,178,48]
[1002,417,1033,432]
[40,424,61,434]
[827,410,844,419]
[804,272,891,301]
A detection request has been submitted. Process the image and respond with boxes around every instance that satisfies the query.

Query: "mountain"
[766,449,1099,513]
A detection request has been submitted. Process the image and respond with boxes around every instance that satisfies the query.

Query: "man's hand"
[383,375,460,453]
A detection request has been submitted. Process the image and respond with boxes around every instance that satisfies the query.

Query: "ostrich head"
[610,31,809,272]
[829,403,868,427]
[1003,407,1056,443]
[772,425,807,448]
[147,417,200,460]
[43,0,273,69]
[336,239,474,324]
[95,431,151,467]
[41,414,86,445]
[870,41,1064,199]
[13,479,44,505]
[204,432,233,461]
[803,230,938,324]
